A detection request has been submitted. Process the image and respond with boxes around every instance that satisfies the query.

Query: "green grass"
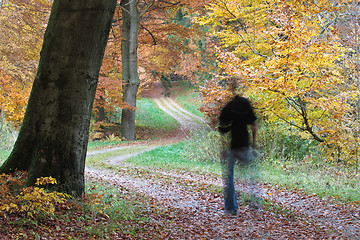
[0,117,17,165]
[174,91,204,118]
[87,140,124,151]
[261,161,360,203]
[83,180,150,238]
[254,124,360,204]
[124,141,222,175]
[0,149,11,165]
[183,128,221,163]
[86,145,151,168]
[136,98,179,130]
[87,97,180,151]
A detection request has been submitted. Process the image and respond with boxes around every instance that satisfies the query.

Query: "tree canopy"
[196,0,360,164]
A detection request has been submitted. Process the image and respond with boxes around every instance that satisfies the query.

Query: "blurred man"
[218,83,260,215]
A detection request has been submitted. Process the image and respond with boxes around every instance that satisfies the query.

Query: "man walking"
[218,86,259,215]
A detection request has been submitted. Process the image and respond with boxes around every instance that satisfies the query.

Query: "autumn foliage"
[0,0,50,127]
[196,0,360,164]
[199,78,235,127]
[0,171,69,218]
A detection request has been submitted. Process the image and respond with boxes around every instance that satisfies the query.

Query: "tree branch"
[297,96,325,143]
[139,23,157,45]
[269,89,326,143]
[219,0,271,59]
[119,0,131,15]
[139,0,156,19]
[271,110,306,131]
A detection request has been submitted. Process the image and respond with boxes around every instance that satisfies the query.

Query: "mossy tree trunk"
[0,0,117,196]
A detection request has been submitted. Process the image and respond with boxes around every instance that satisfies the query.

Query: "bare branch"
[139,23,157,45]
[119,0,131,15]
[271,110,306,131]
[218,0,271,59]
[139,0,156,19]
[269,89,326,143]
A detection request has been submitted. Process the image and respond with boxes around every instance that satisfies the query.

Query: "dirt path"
[86,97,360,239]
[264,184,360,239]
[153,97,205,133]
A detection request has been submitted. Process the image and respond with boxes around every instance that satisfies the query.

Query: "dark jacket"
[218,95,257,149]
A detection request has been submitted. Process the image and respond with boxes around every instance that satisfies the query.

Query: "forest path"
[86,97,359,239]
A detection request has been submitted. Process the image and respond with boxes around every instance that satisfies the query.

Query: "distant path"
[153,97,206,133]
[86,97,360,239]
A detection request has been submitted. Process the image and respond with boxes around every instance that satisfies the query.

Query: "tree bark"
[120,0,140,141]
[0,0,117,196]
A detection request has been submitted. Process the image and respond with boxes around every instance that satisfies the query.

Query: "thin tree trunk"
[95,95,107,122]
[0,0,117,196]
[121,0,140,141]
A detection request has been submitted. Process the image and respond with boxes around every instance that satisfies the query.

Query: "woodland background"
[0,0,360,238]
[1,0,360,165]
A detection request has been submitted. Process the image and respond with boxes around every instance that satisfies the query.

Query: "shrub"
[183,128,222,163]
[0,171,69,218]
[256,123,320,164]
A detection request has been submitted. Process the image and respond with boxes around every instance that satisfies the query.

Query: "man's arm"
[250,122,258,149]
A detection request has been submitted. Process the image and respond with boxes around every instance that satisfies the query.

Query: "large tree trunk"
[121,0,140,141]
[0,0,117,196]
